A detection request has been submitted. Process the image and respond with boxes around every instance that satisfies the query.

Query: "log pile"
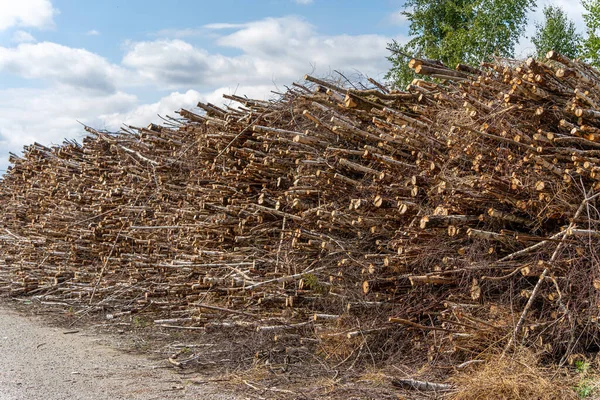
[2,51,600,366]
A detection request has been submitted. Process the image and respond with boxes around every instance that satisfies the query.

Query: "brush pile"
[2,51,600,367]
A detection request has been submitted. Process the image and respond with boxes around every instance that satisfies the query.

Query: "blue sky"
[0,0,587,172]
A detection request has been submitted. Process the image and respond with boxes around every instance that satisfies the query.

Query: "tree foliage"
[386,0,536,88]
[532,6,580,60]
[582,0,600,68]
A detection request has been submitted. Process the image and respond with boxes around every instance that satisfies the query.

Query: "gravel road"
[0,306,236,400]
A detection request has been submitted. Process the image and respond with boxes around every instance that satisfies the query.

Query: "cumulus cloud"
[546,0,585,29]
[86,29,100,36]
[123,16,393,89]
[0,85,275,171]
[202,22,243,30]
[500,0,585,58]
[122,39,218,86]
[0,0,57,31]
[11,30,36,43]
[0,87,137,171]
[0,15,397,172]
[387,9,409,26]
[214,17,391,71]
[153,27,209,38]
[293,0,314,4]
[99,84,278,130]
[205,84,277,105]
[0,42,127,93]
[100,90,204,128]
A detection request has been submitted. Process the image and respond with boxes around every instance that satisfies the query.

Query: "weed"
[302,273,327,294]
[574,360,597,398]
[575,360,590,374]
[132,316,148,328]
[575,380,595,399]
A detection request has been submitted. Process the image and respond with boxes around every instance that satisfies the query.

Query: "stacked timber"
[2,51,600,364]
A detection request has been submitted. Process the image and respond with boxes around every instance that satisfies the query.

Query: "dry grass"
[449,349,578,400]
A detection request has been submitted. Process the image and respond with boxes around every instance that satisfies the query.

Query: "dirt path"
[0,306,236,400]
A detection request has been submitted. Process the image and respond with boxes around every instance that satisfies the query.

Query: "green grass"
[574,361,597,399]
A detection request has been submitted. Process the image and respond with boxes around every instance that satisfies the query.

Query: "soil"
[0,302,236,400]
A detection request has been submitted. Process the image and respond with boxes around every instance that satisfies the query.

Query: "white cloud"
[86,29,100,36]
[205,84,277,105]
[0,15,398,172]
[153,27,205,38]
[202,22,244,30]
[0,0,57,31]
[212,16,394,80]
[547,0,585,29]
[214,16,317,55]
[123,17,393,89]
[293,0,314,4]
[11,30,35,43]
[508,0,585,58]
[99,85,277,129]
[0,42,128,93]
[0,85,277,171]
[122,39,218,86]
[100,90,204,129]
[0,87,137,171]
[387,9,409,26]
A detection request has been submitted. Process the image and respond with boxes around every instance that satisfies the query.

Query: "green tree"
[386,0,536,88]
[582,0,600,67]
[532,6,580,59]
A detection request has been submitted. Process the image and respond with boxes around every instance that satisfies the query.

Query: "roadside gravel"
[0,305,236,400]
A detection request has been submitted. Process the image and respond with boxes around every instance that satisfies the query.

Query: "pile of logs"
[2,51,600,364]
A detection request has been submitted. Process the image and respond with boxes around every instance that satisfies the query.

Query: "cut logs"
[2,52,600,368]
